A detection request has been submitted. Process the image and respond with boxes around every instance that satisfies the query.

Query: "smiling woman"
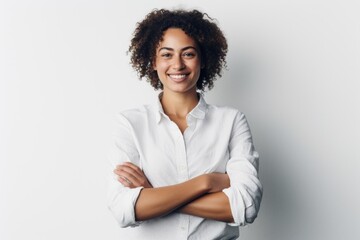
[107,9,262,240]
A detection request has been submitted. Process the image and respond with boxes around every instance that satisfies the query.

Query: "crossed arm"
[114,162,234,223]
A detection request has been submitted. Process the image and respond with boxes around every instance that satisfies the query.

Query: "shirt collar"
[155,92,208,124]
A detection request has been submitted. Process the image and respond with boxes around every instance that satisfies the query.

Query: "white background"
[1,0,359,239]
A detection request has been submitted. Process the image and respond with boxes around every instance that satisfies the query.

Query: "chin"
[166,84,197,94]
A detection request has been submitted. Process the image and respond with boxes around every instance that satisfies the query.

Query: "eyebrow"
[158,46,198,52]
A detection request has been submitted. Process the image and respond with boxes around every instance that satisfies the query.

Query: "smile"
[168,74,189,82]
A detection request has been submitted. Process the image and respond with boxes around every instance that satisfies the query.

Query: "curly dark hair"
[128,9,228,91]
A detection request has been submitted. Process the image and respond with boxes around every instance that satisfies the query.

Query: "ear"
[152,60,157,71]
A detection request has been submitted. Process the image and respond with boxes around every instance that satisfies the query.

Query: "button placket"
[166,117,187,183]
[176,135,188,182]
[184,115,197,143]
[175,128,189,237]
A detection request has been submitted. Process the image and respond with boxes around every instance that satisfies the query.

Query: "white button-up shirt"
[107,93,262,240]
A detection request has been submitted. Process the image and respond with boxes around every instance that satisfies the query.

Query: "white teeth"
[169,74,186,79]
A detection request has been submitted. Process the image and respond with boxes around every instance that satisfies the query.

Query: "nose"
[172,55,185,70]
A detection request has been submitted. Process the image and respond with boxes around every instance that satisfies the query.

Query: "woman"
[107,9,262,239]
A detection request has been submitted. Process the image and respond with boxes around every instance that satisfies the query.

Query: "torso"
[118,103,241,239]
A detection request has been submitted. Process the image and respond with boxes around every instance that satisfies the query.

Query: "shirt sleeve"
[107,113,143,228]
[222,111,263,226]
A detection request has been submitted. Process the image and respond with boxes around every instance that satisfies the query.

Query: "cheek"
[154,61,168,73]
[191,62,202,75]
[190,58,201,69]
[155,63,168,82]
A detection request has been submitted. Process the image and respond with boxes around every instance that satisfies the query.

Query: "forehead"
[157,28,197,48]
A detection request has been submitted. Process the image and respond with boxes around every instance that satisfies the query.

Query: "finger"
[115,168,152,188]
[116,162,138,169]
[121,162,144,176]
[114,163,151,187]
[114,168,137,180]
[116,163,140,175]
[114,169,141,186]
[117,176,132,187]
[116,165,144,180]
[115,167,142,182]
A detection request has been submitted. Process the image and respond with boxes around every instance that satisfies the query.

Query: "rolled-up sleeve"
[222,111,263,226]
[107,113,143,228]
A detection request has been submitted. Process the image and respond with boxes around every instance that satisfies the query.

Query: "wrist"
[193,174,212,194]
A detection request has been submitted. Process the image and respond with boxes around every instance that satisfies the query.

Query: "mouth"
[167,74,190,82]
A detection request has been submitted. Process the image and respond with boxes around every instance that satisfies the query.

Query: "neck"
[161,90,199,118]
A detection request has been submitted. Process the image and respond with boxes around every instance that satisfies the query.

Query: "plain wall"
[1,0,359,239]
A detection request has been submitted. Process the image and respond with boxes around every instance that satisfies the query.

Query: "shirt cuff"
[223,187,246,227]
[109,186,144,228]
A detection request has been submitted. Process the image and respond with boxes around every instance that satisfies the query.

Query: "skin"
[114,28,234,223]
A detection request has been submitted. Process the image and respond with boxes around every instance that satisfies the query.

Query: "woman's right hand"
[204,173,230,193]
[114,162,153,189]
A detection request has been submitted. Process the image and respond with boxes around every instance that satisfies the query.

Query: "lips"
[168,73,189,82]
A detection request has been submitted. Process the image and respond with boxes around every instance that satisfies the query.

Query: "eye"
[160,53,172,58]
[183,52,196,58]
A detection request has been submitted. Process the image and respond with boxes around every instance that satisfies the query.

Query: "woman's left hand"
[114,162,153,188]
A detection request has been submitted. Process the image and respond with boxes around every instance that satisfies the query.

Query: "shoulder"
[119,105,148,118]
[115,104,154,126]
[206,103,245,120]
[205,103,250,132]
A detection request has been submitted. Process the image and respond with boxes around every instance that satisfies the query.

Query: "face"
[153,28,201,95]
